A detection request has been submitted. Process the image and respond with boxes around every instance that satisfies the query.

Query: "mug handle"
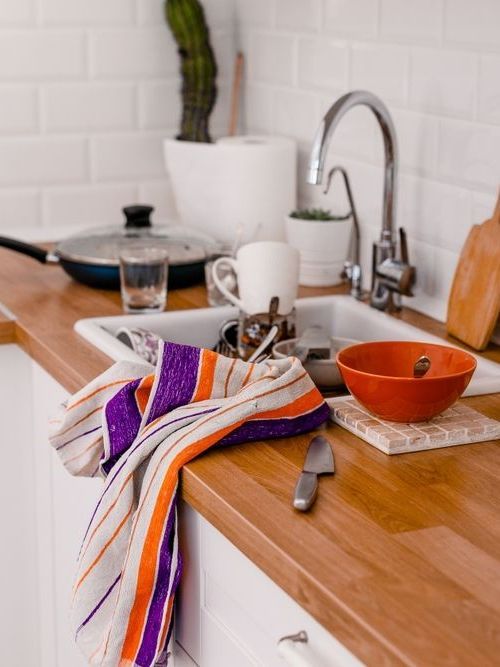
[211,256,243,309]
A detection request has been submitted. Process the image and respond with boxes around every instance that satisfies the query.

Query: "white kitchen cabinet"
[176,503,364,667]
[0,346,101,667]
[0,345,40,666]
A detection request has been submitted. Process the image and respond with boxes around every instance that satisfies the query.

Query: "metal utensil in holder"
[323,166,363,300]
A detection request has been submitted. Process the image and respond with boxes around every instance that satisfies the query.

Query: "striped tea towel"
[49,341,329,666]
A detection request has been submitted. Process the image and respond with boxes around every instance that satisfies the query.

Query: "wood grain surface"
[0,309,15,343]
[446,193,500,350]
[0,246,499,665]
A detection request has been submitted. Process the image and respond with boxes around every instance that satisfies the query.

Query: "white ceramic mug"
[212,241,300,315]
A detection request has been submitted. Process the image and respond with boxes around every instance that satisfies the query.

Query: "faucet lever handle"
[399,227,409,264]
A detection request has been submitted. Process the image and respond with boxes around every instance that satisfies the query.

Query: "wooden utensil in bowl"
[446,191,500,350]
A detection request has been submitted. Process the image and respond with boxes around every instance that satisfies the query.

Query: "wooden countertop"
[1,248,499,666]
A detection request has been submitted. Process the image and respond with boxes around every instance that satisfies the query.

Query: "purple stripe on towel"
[75,572,121,638]
[146,343,201,425]
[218,402,330,447]
[135,494,181,666]
[56,426,101,451]
[102,379,142,471]
[80,408,216,548]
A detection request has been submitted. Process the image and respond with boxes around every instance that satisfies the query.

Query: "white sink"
[75,295,500,397]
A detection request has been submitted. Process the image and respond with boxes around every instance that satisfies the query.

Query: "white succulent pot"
[285,215,352,287]
[163,136,296,245]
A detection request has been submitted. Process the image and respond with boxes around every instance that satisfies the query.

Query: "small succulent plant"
[289,208,347,221]
[165,0,217,143]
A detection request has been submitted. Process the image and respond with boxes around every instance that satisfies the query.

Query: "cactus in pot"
[165,0,217,143]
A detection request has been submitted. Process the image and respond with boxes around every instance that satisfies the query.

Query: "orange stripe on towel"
[54,405,102,437]
[74,499,134,595]
[135,374,155,414]
[192,349,217,402]
[250,387,323,420]
[80,473,134,561]
[224,358,237,397]
[67,379,134,411]
[120,421,242,662]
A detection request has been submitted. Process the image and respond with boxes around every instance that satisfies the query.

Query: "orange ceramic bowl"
[336,341,477,423]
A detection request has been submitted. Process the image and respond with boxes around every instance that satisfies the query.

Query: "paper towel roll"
[164,135,297,244]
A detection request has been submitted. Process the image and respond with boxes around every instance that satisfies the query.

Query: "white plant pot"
[285,215,352,287]
[164,136,296,245]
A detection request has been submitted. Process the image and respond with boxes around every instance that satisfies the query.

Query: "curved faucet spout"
[307,90,398,241]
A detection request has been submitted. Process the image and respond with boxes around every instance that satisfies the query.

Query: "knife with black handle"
[293,435,335,512]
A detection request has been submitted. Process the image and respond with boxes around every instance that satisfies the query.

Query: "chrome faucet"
[307,90,415,311]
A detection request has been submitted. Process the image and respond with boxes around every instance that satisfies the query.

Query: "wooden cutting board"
[446,192,500,350]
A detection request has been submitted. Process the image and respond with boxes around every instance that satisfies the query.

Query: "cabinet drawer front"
[201,520,363,667]
[201,608,258,667]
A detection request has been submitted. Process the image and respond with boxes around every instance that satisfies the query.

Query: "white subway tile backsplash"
[272,89,320,142]
[275,0,321,33]
[0,32,86,80]
[393,110,438,175]
[211,30,236,81]
[0,190,40,228]
[324,0,379,39]
[410,49,477,118]
[242,84,273,134]
[203,0,236,31]
[42,183,137,227]
[0,138,87,186]
[141,0,234,31]
[380,0,443,44]
[235,0,274,28]
[409,239,459,321]
[0,0,35,24]
[351,44,409,106]
[90,28,177,79]
[471,190,499,225]
[444,0,500,50]
[249,33,295,85]
[137,180,178,221]
[298,38,348,90]
[210,83,231,136]
[90,134,165,182]
[438,119,500,190]
[243,0,500,318]
[399,175,472,252]
[0,0,236,242]
[137,0,164,26]
[43,84,136,131]
[0,88,39,133]
[139,82,181,131]
[0,0,495,326]
[478,55,500,125]
[41,0,135,25]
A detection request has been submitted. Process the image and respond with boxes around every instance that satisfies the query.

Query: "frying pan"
[0,205,215,290]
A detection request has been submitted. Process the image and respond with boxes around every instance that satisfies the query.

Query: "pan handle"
[0,236,54,264]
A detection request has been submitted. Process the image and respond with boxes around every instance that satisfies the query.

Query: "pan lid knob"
[123,204,154,229]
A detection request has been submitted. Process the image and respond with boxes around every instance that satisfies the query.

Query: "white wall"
[236,0,500,320]
[0,0,235,234]
[0,0,498,321]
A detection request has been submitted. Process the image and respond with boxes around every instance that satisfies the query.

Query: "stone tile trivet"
[326,397,500,455]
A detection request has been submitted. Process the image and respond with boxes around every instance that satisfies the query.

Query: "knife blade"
[293,435,335,512]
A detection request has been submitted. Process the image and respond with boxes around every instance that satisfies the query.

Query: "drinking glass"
[119,247,169,314]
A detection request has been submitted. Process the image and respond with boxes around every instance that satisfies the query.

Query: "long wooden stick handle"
[228,51,244,136]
